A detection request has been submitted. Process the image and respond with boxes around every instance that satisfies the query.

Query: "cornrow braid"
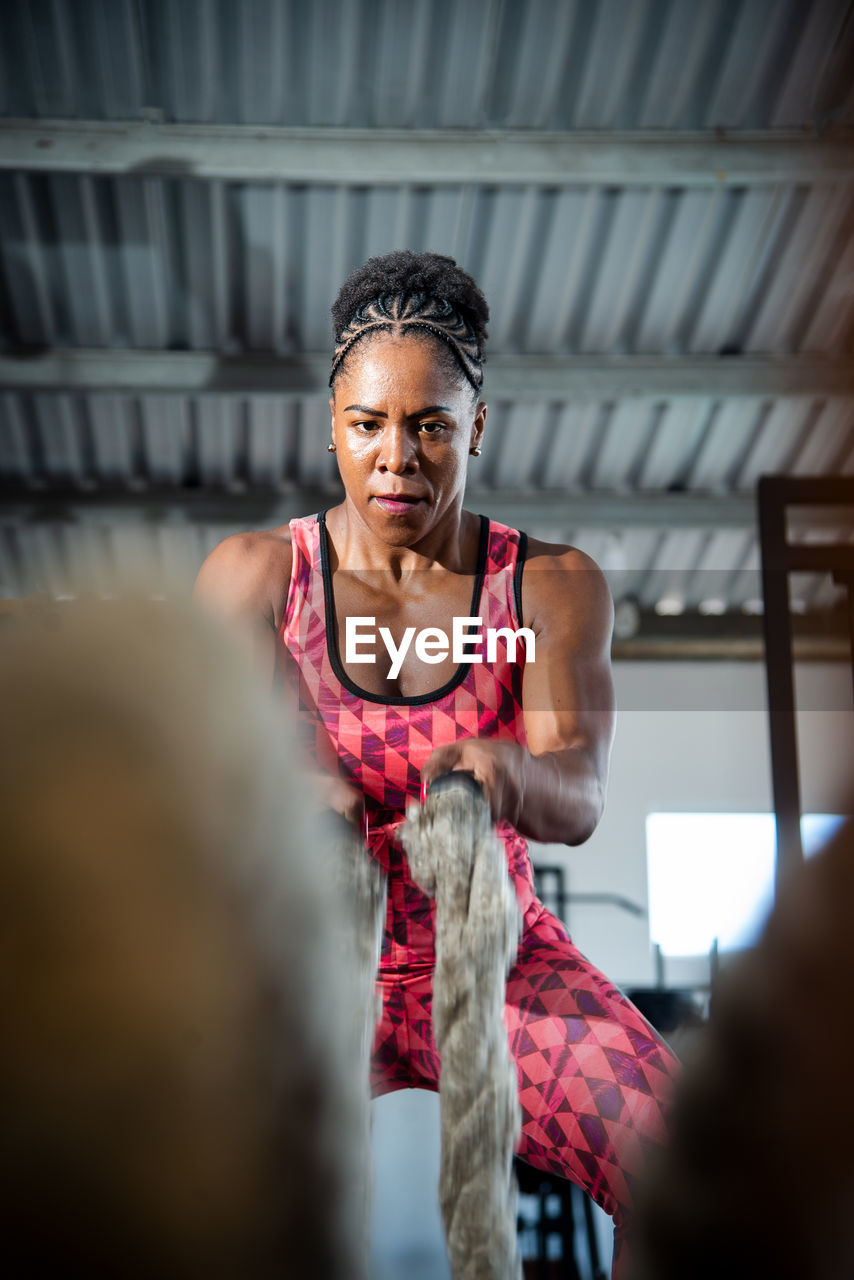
[329,251,489,393]
[330,292,483,392]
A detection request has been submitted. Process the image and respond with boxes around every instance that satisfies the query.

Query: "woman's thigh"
[504,906,679,1223]
[371,968,441,1096]
[370,908,679,1224]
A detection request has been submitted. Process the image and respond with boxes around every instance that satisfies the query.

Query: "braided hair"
[329,251,489,394]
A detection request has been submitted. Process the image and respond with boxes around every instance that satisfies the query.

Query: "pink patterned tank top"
[277,511,539,970]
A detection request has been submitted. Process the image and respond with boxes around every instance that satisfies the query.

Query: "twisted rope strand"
[402,780,523,1280]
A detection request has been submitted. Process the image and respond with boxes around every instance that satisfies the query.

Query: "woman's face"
[329,332,486,545]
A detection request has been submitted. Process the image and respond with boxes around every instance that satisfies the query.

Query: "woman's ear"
[328,395,337,445]
[472,399,487,449]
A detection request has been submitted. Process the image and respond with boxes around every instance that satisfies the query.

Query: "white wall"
[533,660,853,988]
[370,1089,449,1280]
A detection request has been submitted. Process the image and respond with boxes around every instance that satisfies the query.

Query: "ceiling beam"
[612,635,849,662]
[2,120,853,187]
[0,485,756,530]
[3,349,854,399]
[613,609,849,662]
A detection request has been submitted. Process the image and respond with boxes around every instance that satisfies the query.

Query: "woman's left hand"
[421,738,527,827]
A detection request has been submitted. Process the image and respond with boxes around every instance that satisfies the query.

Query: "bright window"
[646,812,844,957]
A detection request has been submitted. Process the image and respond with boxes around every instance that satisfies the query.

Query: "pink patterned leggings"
[371,902,679,1279]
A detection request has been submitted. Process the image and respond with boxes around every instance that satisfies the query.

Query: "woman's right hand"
[307,770,365,833]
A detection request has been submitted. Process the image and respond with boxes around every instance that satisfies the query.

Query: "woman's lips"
[373,495,424,513]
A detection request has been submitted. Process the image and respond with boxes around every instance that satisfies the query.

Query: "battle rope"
[323,811,388,1278]
[401,772,523,1280]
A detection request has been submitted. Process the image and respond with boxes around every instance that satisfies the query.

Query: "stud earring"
[470,446,482,456]
[328,442,336,453]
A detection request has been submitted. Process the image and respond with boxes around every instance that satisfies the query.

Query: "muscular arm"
[423,543,615,846]
[514,543,615,843]
[192,532,281,690]
[193,530,364,827]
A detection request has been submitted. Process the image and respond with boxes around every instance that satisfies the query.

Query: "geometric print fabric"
[279,512,533,969]
[278,513,679,1277]
[372,899,679,1280]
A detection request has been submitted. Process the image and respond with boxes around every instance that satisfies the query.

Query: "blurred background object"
[0,596,366,1279]
[633,814,854,1280]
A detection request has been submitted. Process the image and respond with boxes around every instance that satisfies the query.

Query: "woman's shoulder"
[198,524,294,577]
[193,524,295,629]
[517,534,613,637]
[522,533,603,576]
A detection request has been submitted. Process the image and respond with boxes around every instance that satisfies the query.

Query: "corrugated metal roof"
[2,0,853,130]
[2,174,853,356]
[1,0,853,628]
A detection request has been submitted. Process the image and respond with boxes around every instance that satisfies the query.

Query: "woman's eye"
[353,421,380,432]
[420,422,445,435]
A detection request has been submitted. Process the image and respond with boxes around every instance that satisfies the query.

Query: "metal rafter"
[3,350,854,398]
[1,120,853,186]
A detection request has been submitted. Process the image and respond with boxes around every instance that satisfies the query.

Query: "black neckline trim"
[513,530,528,627]
[317,510,490,706]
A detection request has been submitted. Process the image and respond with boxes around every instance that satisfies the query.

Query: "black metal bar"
[560,1189,581,1280]
[758,476,854,506]
[580,1188,607,1280]
[832,573,854,705]
[776,545,854,573]
[536,1184,549,1280]
[533,864,647,924]
[758,476,803,885]
[759,475,854,887]
[566,892,647,918]
[709,937,720,986]
[532,864,568,919]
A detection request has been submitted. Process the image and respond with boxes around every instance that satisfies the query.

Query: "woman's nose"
[377,426,418,473]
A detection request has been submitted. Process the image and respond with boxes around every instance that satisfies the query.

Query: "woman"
[195,250,678,1276]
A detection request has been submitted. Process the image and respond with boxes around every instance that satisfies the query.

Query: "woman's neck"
[325,499,480,582]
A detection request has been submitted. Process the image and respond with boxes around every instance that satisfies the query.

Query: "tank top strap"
[480,516,529,631]
[279,513,327,667]
[285,509,321,599]
[287,512,321,578]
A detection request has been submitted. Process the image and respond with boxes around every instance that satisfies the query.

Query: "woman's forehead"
[334,331,470,405]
